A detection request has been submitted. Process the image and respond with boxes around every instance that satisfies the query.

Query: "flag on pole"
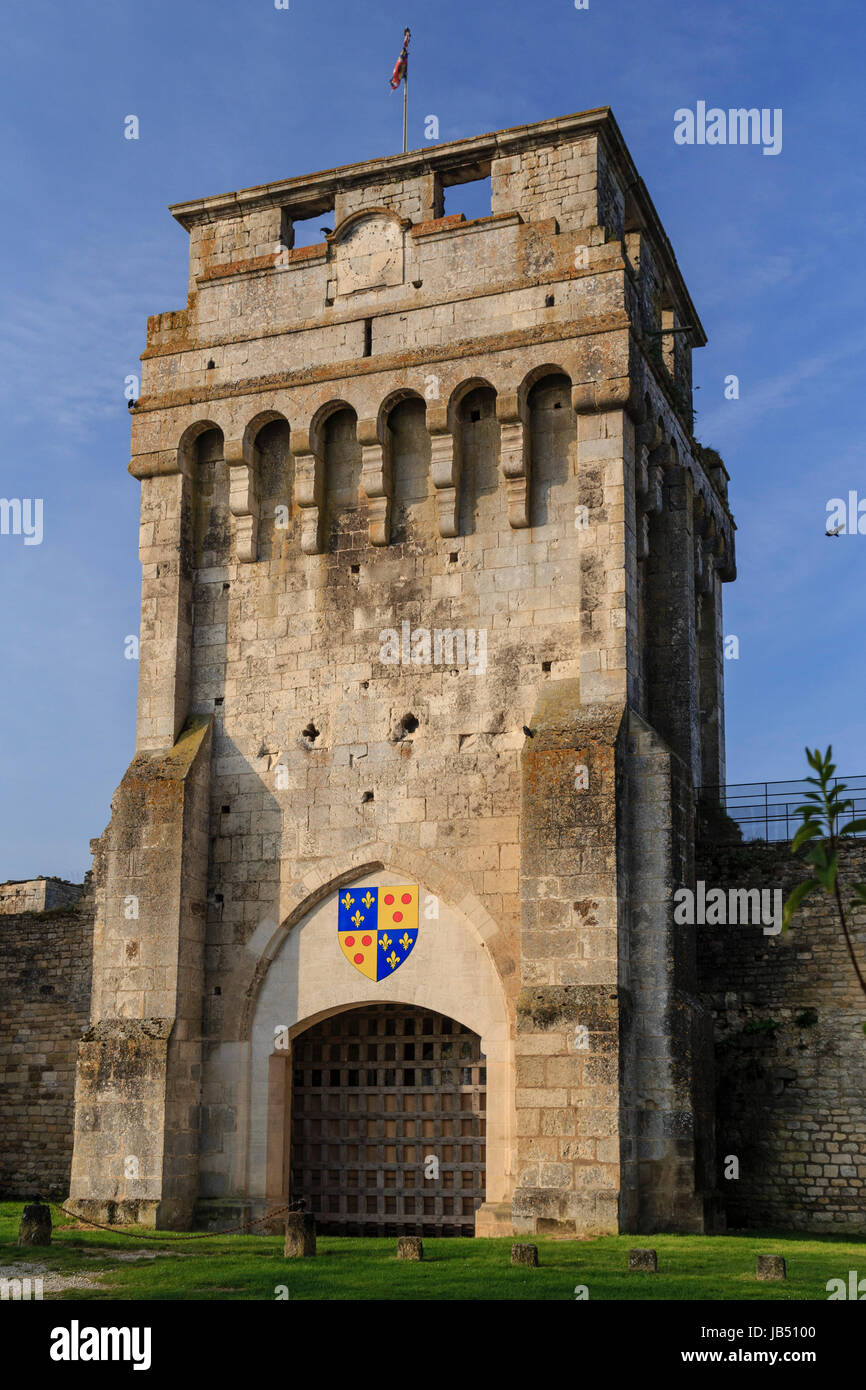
[390,27,410,89]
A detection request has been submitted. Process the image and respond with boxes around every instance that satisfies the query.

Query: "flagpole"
[391,26,410,153]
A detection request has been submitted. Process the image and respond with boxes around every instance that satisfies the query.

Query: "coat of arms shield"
[337,886,419,980]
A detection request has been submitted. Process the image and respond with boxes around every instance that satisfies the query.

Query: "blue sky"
[1,0,863,882]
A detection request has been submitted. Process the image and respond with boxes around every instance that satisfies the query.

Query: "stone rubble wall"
[0,883,93,1197]
[697,840,866,1233]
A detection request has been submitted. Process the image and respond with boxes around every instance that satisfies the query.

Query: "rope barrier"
[48,1201,294,1241]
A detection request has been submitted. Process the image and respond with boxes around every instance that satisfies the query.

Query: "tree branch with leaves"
[783,746,866,1032]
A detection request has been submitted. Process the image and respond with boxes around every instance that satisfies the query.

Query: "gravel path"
[0,1258,110,1294]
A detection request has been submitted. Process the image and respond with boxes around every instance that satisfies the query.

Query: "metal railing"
[698,774,866,845]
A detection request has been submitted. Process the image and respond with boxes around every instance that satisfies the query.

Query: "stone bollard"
[756,1254,786,1282]
[284,1213,316,1258]
[511,1243,539,1267]
[18,1202,52,1247]
[397,1236,423,1261]
[629,1248,658,1272]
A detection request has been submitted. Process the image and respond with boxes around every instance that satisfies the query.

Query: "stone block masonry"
[0,881,92,1197]
[1,109,860,1241]
[697,840,866,1234]
[66,107,738,1233]
[68,718,212,1229]
[5,830,864,1234]
[0,876,83,915]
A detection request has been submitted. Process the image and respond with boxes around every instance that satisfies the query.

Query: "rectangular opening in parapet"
[441,167,492,223]
[289,211,335,248]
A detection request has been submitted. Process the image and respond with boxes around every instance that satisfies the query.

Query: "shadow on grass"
[1,1203,863,1301]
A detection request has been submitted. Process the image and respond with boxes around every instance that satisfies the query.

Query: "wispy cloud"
[0,234,177,440]
[698,328,866,440]
[699,251,810,310]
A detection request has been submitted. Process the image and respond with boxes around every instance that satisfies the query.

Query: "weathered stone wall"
[188,206,285,296]
[621,713,719,1233]
[334,173,441,227]
[697,840,866,1233]
[69,718,212,1229]
[490,138,619,234]
[0,877,83,915]
[0,885,93,1197]
[69,109,737,1233]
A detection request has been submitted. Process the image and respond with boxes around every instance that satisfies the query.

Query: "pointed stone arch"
[290,399,359,554]
[517,362,571,415]
[240,410,292,562]
[445,378,498,537]
[231,847,515,1235]
[518,365,574,529]
[376,386,426,436]
[376,388,430,545]
[186,423,228,568]
[178,418,224,476]
[242,408,290,458]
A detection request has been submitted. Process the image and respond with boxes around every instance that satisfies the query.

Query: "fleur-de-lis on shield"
[386,951,399,970]
[351,910,364,928]
[341,892,355,910]
[399,933,412,951]
[380,933,392,951]
[362,891,375,908]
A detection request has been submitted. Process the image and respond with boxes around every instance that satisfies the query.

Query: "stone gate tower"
[69,108,736,1235]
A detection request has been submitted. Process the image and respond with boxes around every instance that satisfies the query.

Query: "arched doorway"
[238,865,514,1234]
[290,1003,486,1236]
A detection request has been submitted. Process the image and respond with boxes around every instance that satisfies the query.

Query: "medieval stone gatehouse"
[67,108,738,1235]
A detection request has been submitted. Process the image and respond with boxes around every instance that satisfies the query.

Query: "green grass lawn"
[1,1202,863,1300]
